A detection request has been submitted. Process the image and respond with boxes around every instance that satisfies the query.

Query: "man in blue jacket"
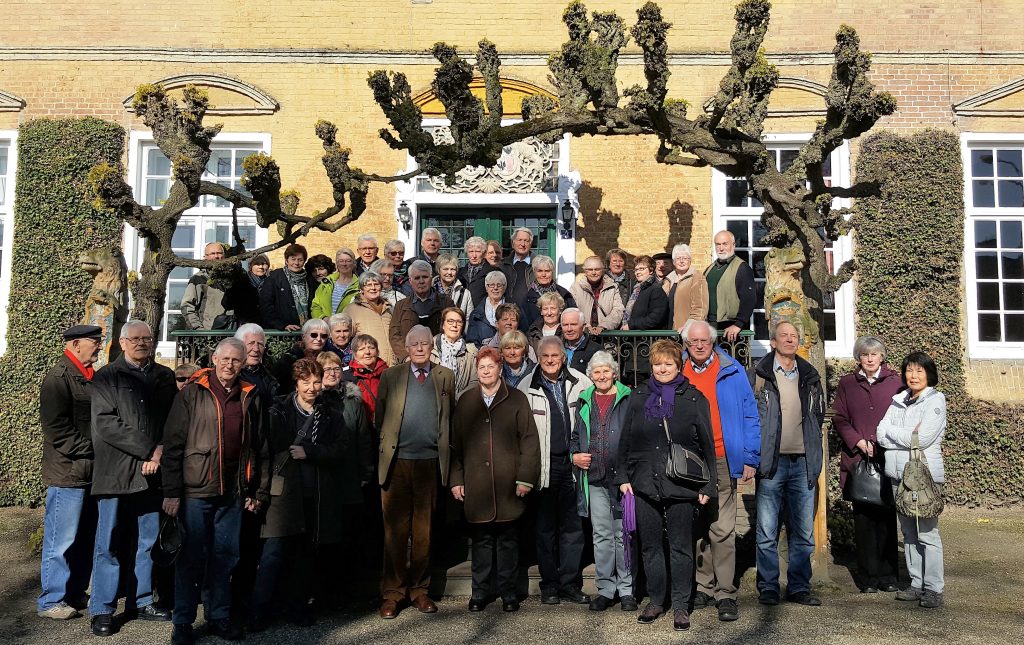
[681,320,760,622]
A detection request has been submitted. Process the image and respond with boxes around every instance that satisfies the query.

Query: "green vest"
[703,255,744,323]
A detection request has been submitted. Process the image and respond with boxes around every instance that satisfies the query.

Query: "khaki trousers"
[695,458,738,601]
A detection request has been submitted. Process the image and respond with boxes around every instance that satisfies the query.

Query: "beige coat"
[662,268,709,330]
[344,296,396,366]
[570,274,624,331]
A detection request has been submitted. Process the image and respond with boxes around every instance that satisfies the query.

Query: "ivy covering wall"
[0,118,125,505]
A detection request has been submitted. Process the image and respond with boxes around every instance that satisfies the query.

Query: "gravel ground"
[1,506,1022,644]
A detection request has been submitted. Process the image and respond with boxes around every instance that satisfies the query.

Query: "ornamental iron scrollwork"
[423,126,558,194]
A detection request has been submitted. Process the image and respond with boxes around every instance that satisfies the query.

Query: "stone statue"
[764,245,818,359]
[80,247,129,367]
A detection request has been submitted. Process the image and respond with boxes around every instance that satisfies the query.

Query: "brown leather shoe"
[411,596,438,613]
[379,599,399,619]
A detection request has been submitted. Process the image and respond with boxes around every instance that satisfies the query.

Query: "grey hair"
[335,247,356,261]
[499,330,529,350]
[234,323,266,342]
[213,337,245,358]
[358,270,382,289]
[560,307,585,325]
[350,333,378,352]
[770,320,799,340]
[120,320,151,338]
[586,350,620,380]
[328,312,353,329]
[421,227,442,241]
[383,239,405,255]
[671,243,693,260]
[512,226,534,241]
[408,259,432,276]
[853,335,887,361]
[302,318,329,336]
[405,324,432,346]
[537,335,566,357]
[681,319,715,342]
[435,253,460,270]
[369,259,388,273]
[532,255,555,272]
[356,233,377,246]
[484,270,507,286]
[714,230,736,244]
[464,236,487,252]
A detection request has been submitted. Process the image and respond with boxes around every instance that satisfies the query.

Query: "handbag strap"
[661,417,673,445]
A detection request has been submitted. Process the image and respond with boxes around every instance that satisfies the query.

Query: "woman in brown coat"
[450,347,540,613]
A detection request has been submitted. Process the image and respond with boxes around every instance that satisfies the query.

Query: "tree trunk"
[131,233,172,340]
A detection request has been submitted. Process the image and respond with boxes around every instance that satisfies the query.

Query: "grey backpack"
[894,429,944,521]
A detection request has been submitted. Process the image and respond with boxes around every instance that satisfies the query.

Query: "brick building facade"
[0,1,1022,400]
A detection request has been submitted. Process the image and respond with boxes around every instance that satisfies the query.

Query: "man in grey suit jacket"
[374,325,455,619]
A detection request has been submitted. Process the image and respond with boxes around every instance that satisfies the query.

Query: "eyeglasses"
[685,339,713,346]
[124,336,153,345]
[308,333,328,339]
[387,251,404,257]
[322,367,343,374]
[444,319,463,325]
[175,376,190,383]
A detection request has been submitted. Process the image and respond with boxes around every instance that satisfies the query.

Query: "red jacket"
[343,358,387,424]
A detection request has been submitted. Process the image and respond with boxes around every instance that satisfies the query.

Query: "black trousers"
[471,522,519,601]
[635,493,695,610]
[852,501,899,587]
[534,463,584,594]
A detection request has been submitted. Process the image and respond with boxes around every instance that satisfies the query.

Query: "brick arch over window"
[412,77,557,118]
[121,74,279,116]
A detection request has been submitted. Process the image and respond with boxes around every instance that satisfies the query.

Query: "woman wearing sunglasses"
[274,319,331,394]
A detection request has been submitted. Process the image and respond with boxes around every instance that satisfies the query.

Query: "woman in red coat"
[342,333,388,423]
[832,336,905,593]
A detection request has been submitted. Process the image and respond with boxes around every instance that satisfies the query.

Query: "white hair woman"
[343,270,396,366]
[326,312,354,364]
[433,252,474,317]
[273,317,330,393]
[522,254,576,329]
[466,270,507,345]
[662,243,709,332]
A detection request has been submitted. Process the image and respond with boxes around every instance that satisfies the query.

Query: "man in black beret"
[652,252,673,282]
[37,325,102,621]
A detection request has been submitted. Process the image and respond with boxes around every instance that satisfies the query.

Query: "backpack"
[894,429,944,521]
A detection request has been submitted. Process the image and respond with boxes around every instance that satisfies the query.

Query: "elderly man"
[458,235,490,306]
[375,326,455,619]
[681,321,760,621]
[605,248,633,306]
[390,260,455,362]
[181,242,229,330]
[518,336,592,605]
[89,321,177,637]
[750,321,825,607]
[570,256,624,336]
[703,230,756,343]
[402,227,443,282]
[162,338,269,645]
[356,233,381,275]
[37,325,103,621]
[652,252,672,281]
[560,308,601,374]
[234,323,279,406]
[501,227,536,306]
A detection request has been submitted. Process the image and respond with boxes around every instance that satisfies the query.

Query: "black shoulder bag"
[662,417,710,487]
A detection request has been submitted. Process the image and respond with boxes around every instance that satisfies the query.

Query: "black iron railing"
[171,329,301,366]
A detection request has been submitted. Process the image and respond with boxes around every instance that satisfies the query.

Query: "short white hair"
[405,324,432,346]
[681,319,715,342]
[383,239,405,255]
[532,255,555,272]
[120,320,151,338]
[234,323,265,342]
[512,227,534,241]
[335,247,356,261]
[537,335,565,357]
[329,313,352,329]
[357,233,377,246]
[421,227,442,241]
[302,318,329,335]
[560,307,585,325]
[484,270,507,286]
[464,236,487,252]
[408,259,432,276]
[213,337,245,358]
[672,243,693,261]
[586,350,619,380]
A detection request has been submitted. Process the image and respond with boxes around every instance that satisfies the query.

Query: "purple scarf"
[644,373,684,419]
[622,490,636,570]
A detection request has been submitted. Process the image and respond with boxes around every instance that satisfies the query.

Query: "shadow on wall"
[575,180,696,261]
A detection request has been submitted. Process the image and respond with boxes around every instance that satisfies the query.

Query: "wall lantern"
[560,198,575,239]
[397,201,412,231]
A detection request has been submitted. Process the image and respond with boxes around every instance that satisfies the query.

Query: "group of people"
[36,226,948,642]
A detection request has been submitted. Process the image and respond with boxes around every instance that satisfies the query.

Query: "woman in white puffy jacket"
[876,351,946,610]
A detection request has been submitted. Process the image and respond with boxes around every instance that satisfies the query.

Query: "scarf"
[292,394,322,445]
[248,271,265,290]
[529,280,558,295]
[644,373,685,419]
[623,276,655,324]
[437,334,464,372]
[285,269,310,323]
[64,349,95,381]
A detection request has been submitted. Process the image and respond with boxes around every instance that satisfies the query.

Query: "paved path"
[2,506,1022,644]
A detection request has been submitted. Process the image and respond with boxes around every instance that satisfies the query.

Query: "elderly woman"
[605,248,633,306]
[522,255,576,328]
[527,291,564,350]
[316,351,346,391]
[617,339,716,631]
[225,254,270,326]
[434,253,475,317]
[305,254,335,283]
[570,351,636,611]
[342,333,388,423]
[877,352,947,610]
[500,330,536,388]
[311,248,360,320]
[485,240,503,268]
[260,243,321,331]
[174,363,200,390]
[482,303,527,353]
[250,358,371,630]
[369,258,407,308]
[459,236,490,306]
[324,312,354,365]
[622,255,669,331]
[450,347,540,613]
[466,270,508,345]
[383,239,409,294]
[833,336,904,594]
[274,317,330,393]
[431,306,479,398]
[662,244,709,332]
[343,271,396,366]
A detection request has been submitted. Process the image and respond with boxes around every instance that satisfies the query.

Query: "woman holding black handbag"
[616,339,717,632]
[833,336,904,594]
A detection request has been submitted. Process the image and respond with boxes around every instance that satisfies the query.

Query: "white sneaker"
[37,601,80,620]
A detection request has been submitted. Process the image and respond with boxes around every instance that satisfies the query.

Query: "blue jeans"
[38,486,96,611]
[755,455,816,595]
[89,492,161,616]
[174,496,242,626]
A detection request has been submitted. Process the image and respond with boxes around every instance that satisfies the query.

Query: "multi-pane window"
[0,137,15,354]
[715,145,849,351]
[419,207,557,261]
[134,140,267,347]
[966,143,1024,353]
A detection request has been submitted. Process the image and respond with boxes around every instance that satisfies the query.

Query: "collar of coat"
[190,367,256,398]
[754,350,820,386]
[578,380,630,410]
[528,364,579,390]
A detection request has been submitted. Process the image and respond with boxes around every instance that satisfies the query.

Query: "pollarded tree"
[365,0,896,376]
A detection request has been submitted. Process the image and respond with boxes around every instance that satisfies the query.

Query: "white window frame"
[125,131,272,358]
[0,131,18,356]
[961,132,1024,359]
[711,134,854,358]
